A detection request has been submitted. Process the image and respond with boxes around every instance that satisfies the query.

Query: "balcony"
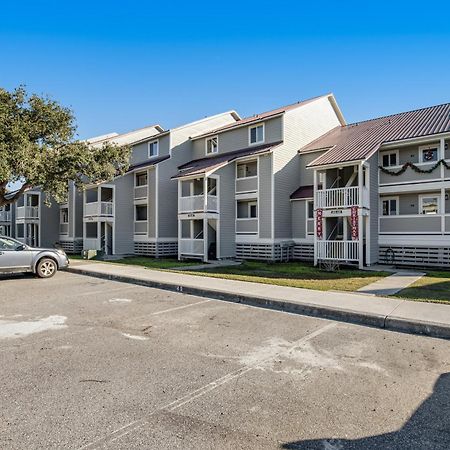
[134,221,147,235]
[236,176,258,193]
[380,215,441,233]
[317,240,359,261]
[0,211,11,222]
[84,238,101,250]
[236,218,258,234]
[60,223,69,235]
[315,187,368,209]
[179,238,204,256]
[179,195,218,213]
[134,185,147,199]
[16,206,39,220]
[84,201,114,218]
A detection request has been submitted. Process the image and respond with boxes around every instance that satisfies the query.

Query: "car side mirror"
[16,244,26,251]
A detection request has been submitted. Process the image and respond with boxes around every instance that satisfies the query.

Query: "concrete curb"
[66,267,450,340]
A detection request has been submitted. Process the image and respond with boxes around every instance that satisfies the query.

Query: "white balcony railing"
[0,211,11,222]
[84,201,114,217]
[236,218,258,234]
[179,238,204,255]
[317,240,359,261]
[179,195,218,213]
[16,206,39,220]
[236,176,258,193]
[316,187,368,209]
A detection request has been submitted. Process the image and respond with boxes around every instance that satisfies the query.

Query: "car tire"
[36,258,57,278]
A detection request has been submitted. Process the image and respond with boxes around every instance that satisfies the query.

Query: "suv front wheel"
[36,258,57,278]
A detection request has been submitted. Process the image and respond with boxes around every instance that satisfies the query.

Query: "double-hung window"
[236,161,257,178]
[148,140,159,157]
[249,124,264,145]
[206,136,218,155]
[381,151,399,167]
[135,172,148,187]
[381,197,398,216]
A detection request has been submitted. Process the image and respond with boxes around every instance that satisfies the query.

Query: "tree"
[0,86,130,207]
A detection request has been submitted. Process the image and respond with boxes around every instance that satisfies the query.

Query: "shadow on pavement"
[281,372,450,450]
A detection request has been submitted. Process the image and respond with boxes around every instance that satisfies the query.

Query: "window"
[206,136,218,154]
[381,197,398,216]
[420,145,439,163]
[237,161,257,178]
[249,124,264,145]
[0,237,22,251]
[60,208,69,223]
[148,140,159,157]
[135,172,148,186]
[16,224,24,238]
[381,151,399,167]
[306,200,314,235]
[420,195,439,215]
[85,222,97,238]
[135,205,147,221]
[237,200,258,218]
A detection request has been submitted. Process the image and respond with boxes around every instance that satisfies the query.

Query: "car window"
[0,237,21,251]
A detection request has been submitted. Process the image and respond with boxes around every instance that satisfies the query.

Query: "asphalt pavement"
[0,271,449,449]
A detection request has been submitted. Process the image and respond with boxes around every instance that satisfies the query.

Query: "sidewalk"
[357,271,425,296]
[67,261,450,340]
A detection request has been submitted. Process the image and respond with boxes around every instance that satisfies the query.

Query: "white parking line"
[78,322,337,449]
[151,299,211,316]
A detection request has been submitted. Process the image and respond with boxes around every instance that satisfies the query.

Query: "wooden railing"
[84,201,114,217]
[179,195,218,213]
[315,187,363,208]
[16,206,39,219]
[179,238,204,255]
[0,211,11,221]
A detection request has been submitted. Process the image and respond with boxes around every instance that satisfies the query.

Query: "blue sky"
[1,0,449,139]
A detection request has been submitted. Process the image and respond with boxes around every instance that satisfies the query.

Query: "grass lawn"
[182,261,389,292]
[102,256,199,269]
[394,271,450,305]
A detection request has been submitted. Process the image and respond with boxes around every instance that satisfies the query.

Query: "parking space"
[0,272,449,449]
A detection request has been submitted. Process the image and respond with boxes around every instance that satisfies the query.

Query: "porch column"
[358,163,364,269]
[364,162,371,266]
[177,218,182,260]
[203,217,208,263]
[313,169,318,266]
[440,137,446,179]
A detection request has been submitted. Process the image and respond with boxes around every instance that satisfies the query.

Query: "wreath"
[379,159,450,176]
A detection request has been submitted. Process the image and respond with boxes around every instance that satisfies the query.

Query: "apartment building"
[173,94,345,261]
[292,103,450,268]
[81,111,239,257]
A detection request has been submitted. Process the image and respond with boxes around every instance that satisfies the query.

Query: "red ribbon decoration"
[316,208,323,240]
[351,206,358,240]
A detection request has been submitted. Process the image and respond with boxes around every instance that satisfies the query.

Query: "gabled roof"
[90,124,165,147]
[191,94,344,141]
[290,185,314,200]
[172,141,283,179]
[302,103,450,168]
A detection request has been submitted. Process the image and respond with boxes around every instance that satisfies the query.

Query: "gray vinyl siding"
[147,168,157,238]
[130,134,170,166]
[67,183,75,239]
[113,174,134,254]
[216,164,236,258]
[74,189,84,239]
[191,117,283,160]
[292,200,307,238]
[258,153,272,239]
[298,150,328,185]
[368,154,379,264]
[40,196,60,248]
[380,192,441,216]
[157,162,178,239]
[273,99,341,239]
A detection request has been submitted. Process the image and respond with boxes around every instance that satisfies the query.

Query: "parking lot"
[0,271,449,449]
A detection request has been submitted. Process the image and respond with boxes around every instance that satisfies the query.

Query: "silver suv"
[0,236,69,278]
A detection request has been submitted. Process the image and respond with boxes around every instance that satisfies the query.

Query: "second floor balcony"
[179,195,218,214]
[315,186,369,209]
[16,206,39,220]
[84,201,114,218]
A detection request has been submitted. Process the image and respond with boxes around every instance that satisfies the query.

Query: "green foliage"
[0,86,130,206]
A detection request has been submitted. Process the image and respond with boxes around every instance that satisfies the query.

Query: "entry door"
[0,237,32,269]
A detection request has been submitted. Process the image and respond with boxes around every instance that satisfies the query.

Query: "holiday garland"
[379,159,450,176]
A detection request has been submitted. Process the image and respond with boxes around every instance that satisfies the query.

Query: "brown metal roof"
[172,141,283,179]
[127,155,170,172]
[290,185,314,200]
[191,94,334,140]
[302,103,450,167]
